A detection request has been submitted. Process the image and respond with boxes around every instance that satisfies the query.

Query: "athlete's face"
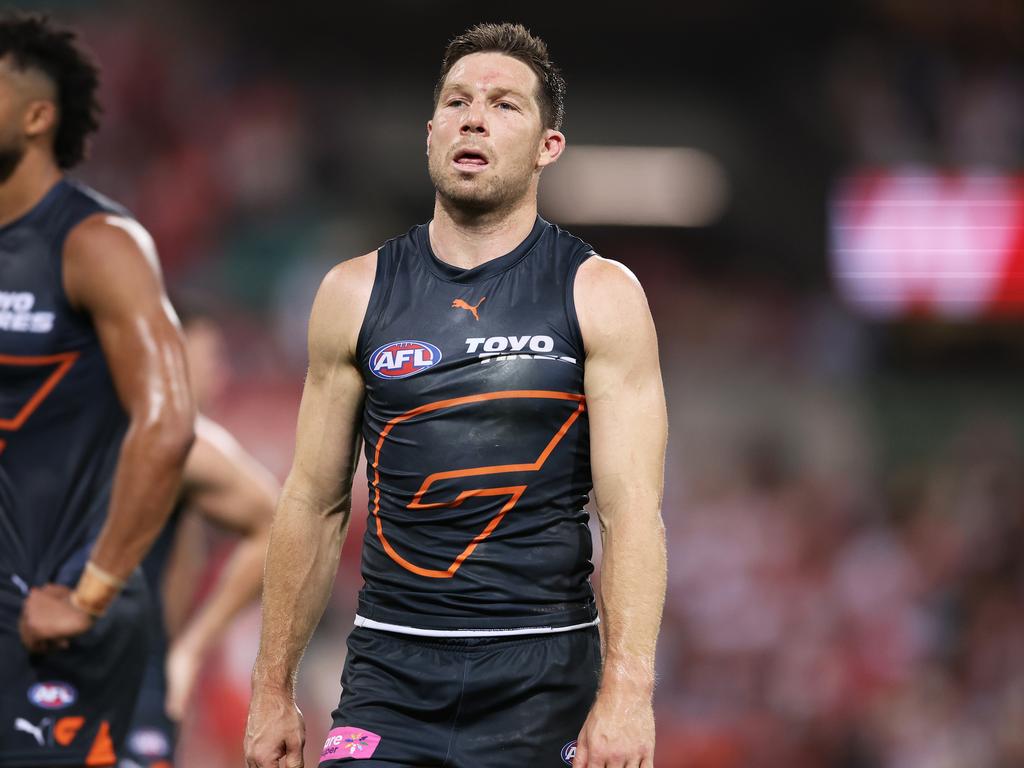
[427,52,564,214]
[0,60,30,182]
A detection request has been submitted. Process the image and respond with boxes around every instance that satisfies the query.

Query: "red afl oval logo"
[28,681,77,710]
[370,340,442,379]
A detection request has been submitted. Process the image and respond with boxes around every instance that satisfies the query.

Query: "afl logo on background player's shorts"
[27,682,77,710]
[370,341,441,379]
[127,728,171,758]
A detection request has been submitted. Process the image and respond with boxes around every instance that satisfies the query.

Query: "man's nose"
[461,103,487,134]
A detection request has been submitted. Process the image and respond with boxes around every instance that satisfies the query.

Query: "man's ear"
[537,128,566,169]
[24,100,57,139]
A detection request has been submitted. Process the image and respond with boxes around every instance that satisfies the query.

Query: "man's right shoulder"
[308,250,379,362]
[321,250,378,294]
[316,250,377,316]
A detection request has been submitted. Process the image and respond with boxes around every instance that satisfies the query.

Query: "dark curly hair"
[0,12,100,169]
[434,22,566,131]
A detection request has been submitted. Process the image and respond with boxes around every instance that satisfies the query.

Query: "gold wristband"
[85,561,126,589]
[71,561,124,618]
[69,591,103,619]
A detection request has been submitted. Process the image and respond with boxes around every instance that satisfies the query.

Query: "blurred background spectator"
[21,0,1024,765]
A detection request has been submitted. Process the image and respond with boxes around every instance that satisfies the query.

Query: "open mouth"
[453,149,489,169]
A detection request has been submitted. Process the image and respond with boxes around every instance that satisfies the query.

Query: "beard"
[428,145,535,216]
[0,139,26,184]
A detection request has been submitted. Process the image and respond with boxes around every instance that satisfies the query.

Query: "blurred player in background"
[120,306,277,768]
[246,22,667,768]
[0,12,195,768]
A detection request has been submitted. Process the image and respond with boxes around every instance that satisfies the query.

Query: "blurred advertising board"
[830,171,1024,318]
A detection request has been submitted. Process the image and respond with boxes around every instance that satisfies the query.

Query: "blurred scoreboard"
[830,171,1024,319]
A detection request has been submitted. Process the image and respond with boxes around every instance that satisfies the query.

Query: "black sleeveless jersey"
[355,216,597,632]
[0,179,131,587]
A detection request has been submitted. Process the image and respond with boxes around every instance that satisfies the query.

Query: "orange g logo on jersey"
[0,352,79,455]
[369,390,585,578]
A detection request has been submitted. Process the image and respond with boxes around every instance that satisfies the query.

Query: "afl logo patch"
[28,682,77,710]
[561,740,577,765]
[128,727,171,757]
[370,340,441,379]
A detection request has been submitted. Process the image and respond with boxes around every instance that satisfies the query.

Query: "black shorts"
[319,626,601,767]
[0,573,150,767]
[118,649,176,768]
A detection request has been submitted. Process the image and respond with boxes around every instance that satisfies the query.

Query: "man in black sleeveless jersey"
[0,14,195,768]
[246,23,667,768]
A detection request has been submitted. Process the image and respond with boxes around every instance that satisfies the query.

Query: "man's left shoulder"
[575,254,647,306]
[574,255,656,359]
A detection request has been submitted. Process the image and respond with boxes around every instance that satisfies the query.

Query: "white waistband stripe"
[353,614,600,638]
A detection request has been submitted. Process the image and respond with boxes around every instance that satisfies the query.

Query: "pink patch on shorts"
[319,726,382,762]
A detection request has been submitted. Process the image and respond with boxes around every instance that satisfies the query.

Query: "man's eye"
[447,99,466,108]
[497,102,518,111]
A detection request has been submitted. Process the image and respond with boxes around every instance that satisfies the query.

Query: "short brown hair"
[433,22,566,130]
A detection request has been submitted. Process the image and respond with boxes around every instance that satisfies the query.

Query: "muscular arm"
[69,215,196,583]
[574,256,667,768]
[19,214,194,650]
[164,415,278,719]
[245,253,376,768]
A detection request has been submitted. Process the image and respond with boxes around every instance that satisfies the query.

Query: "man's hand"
[18,584,95,654]
[164,635,203,721]
[574,688,655,768]
[244,687,306,768]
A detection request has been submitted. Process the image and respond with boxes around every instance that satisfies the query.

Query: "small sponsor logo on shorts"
[14,717,49,746]
[561,739,577,765]
[128,727,171,757]
[54,716,84,746]
[370,340,441,379]
[28,682,76,710]
[319,726,381,762]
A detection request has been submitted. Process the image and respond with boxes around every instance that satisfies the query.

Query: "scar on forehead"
[441,77,532,103]
[447,54,535,82]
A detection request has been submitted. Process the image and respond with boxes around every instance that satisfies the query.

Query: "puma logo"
[15,717,48,746]
[451,296,486,321]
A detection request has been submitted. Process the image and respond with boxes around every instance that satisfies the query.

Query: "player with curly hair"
[0,13,195,768]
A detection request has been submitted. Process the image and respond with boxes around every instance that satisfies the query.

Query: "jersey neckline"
[415,215,548,284]
[0,178,66,237]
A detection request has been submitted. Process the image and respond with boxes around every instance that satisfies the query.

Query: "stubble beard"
[428,147,535,219]
[0,138,26,184]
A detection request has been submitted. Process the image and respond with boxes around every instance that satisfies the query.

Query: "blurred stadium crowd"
[28,0,1024,765]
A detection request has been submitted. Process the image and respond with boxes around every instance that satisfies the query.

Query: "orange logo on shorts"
[85,720,115,766]
[54,716,85,746]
